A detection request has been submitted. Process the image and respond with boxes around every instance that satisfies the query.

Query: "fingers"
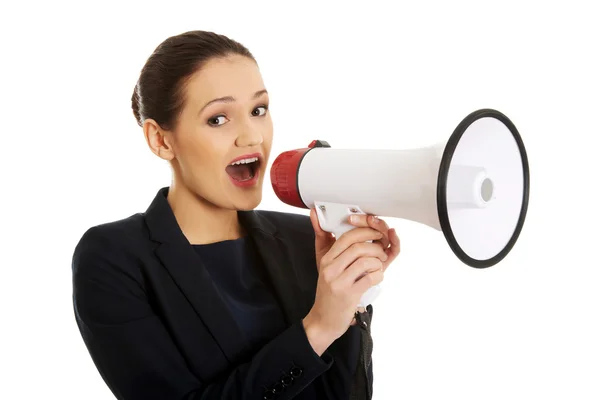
[320,241,385,284]
[335,257,382,326]
[382,228,401,272]
[348,214,401,273]
[334,242,387,277]
[324,227,384,262]
[349,214,390,250]
[352,267,384,296]
[338,256,383,287]
[322,240,387,282]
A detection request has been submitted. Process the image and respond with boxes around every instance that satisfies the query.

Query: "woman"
[72,30,400,400]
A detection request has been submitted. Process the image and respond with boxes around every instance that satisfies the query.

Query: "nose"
[235,119,264,148]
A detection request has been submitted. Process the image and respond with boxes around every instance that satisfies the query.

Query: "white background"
[1,1,599,399]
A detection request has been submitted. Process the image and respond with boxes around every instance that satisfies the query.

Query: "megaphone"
[270,108,529,308]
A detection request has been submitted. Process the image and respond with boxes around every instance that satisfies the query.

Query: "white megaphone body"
[270,108,529,308]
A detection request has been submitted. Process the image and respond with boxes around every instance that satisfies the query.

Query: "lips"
[226,153,262,182]
[228,152,263,166]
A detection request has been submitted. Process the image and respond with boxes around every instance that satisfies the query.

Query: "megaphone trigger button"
[308,140,331,148]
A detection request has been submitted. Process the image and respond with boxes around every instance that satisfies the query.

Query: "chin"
[235,198,262,211]
[235,189,263,211]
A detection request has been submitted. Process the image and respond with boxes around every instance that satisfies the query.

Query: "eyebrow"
[198,89,268,115]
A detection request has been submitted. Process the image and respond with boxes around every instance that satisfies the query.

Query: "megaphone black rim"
[437,108,530,268]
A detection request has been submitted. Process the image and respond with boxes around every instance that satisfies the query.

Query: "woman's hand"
[344,214,400,325]
[305,209,400,347]
[310,210,400,272]
[345,213,400,273]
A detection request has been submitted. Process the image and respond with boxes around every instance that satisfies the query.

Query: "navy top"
[192,236,288,350]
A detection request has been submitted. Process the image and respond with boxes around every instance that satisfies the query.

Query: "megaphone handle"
[314,201,382,308]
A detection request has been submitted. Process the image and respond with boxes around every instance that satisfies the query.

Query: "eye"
[252,105,268,117]
[208,115,228,127]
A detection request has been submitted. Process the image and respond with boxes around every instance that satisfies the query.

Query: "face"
[151,54,273,211]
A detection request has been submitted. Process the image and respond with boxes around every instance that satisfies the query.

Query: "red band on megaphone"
[270,147,310,209]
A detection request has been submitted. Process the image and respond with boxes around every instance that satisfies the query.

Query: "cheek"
[262,118,274,143]
[174,138,223,177]
[264,128,274,152]
[186,149,221,176]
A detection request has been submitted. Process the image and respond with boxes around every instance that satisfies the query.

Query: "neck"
[166,181,244,245]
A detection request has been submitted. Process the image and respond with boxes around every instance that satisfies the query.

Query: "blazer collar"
[144,187,306,361]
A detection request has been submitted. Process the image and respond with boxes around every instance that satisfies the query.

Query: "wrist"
[302,315,336,356]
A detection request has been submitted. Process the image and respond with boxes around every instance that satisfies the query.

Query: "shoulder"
[74,213,146,251]
[72,213,147,279]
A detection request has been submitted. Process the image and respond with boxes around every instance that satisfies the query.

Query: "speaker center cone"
[480,178,494,202]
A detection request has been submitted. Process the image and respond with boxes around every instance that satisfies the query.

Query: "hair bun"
[131,85,143,127]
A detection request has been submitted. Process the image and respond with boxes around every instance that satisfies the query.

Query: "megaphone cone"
[270,108,529,307]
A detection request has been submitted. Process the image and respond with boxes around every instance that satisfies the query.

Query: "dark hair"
[131,30,255,130]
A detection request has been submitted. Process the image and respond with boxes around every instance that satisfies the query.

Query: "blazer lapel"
[238,210,307,326]
[144,188,251,362]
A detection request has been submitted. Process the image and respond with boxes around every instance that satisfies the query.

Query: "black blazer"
[72,187,373,399]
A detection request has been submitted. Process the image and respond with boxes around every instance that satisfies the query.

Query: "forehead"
[183,54,266,106]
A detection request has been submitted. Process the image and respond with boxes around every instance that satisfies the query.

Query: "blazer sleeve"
[72,227,334,400]
[318,305,374,398]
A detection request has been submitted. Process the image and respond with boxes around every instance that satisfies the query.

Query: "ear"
[143,119,175,161]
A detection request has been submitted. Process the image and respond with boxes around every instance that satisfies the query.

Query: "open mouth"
[225,156,261,182]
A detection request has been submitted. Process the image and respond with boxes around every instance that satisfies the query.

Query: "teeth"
[230,157,258,166]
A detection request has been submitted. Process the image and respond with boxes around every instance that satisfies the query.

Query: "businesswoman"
[72,30,400,400]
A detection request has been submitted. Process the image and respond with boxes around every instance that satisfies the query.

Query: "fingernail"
[350,215,358,223]
[372,215,379,223]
